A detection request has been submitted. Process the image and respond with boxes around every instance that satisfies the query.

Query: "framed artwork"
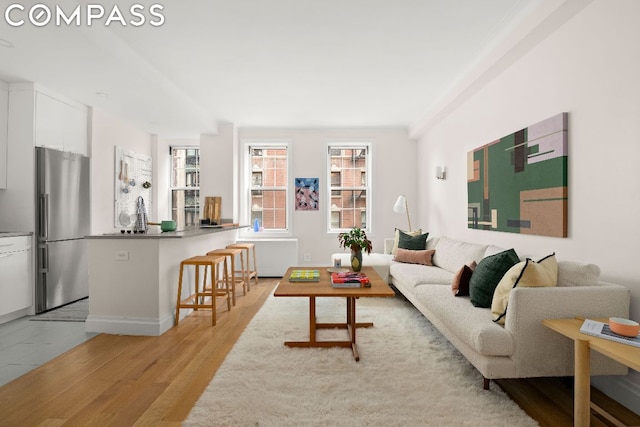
[295,178,319,211]
[467,113,568,237]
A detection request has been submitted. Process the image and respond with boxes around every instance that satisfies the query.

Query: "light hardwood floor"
[0,277,637,426]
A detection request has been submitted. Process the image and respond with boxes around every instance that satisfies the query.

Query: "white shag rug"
[185,293,538,427]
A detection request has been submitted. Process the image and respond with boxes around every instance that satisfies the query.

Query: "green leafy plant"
[337,227,372,254]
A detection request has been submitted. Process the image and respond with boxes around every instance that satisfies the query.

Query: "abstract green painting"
[467,113,568,237]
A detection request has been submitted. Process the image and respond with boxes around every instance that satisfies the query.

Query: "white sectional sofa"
[333,235,630,389]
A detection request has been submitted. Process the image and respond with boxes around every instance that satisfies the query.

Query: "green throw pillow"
[398,230,429,251]
[469,248,519,308]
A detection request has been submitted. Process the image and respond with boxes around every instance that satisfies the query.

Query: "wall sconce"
[435,165,446,180]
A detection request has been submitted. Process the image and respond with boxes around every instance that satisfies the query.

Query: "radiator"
[236,238,298,277]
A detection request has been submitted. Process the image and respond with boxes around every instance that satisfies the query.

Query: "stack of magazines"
[580,319,640,348]
[331,271,370,288]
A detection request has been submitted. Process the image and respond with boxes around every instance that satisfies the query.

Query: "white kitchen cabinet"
[35,91,88,156]
[0,235,32,319]
[0,83,8,189]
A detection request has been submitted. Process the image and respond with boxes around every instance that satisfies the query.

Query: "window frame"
[325,142,372,234]
[169,146,200,227]
[240,139,292,237]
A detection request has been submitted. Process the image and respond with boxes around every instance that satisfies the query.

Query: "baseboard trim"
[0,307,31,325]
[592,372,640,416]
[85,313,174,336]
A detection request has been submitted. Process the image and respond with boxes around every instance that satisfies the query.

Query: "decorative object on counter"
[204,196,222,225]
[253,219,260,232]
[337,227,372,272]
[134,196,148,232]
[148,220,176,232]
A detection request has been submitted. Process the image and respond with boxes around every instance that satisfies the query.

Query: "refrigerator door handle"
[39,194,49,240]
[39,244,48,273]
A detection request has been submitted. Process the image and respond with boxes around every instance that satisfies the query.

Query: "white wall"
[414,0,640,409]
[235,128,416,266]
[90,108,153,235]
[200,123,236,221]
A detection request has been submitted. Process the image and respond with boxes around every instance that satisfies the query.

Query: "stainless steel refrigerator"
[36,147,91,313]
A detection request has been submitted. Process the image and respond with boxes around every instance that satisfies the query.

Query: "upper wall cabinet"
[35,92,88,156]
[0,83,8,189]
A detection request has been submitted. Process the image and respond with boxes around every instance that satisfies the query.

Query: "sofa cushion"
[389,262,454,287]
[484,244,507,258]
[394,248,435,265]
[432,236,487,274]
[451,261,477,296]
[491,254,558,324]
[398,230,429,251]
[392,228,422,255]
[469,248,520,308]
[557,261,601,287]
[412,284,514,356]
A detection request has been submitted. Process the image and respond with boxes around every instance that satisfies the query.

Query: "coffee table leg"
[284,296,373,361]
[309,297,316,344]
[347,297,359,361]
[575,339,590,427]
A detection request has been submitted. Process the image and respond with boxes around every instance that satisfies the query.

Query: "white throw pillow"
[557,261,601,287]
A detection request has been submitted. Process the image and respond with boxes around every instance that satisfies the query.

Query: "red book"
[330,272,370,286]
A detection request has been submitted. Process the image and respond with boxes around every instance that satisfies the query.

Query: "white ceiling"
[0,0,539,138]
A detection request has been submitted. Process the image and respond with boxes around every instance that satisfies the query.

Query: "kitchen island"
[86,225,246,336]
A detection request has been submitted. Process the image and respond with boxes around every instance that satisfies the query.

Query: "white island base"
[86,227,242,336]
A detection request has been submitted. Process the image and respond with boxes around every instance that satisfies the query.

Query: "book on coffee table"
[580,319,640,348]
[289,269,320,282]
[331,271,370,288]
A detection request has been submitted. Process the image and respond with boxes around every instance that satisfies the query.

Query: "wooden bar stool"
[226,243,259,289]
[206,248,247,306]
[175,255,230,326]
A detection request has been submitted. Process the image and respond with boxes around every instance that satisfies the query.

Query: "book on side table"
[289,270,320,282]
[331,271,370,288]
[580,319,640,348]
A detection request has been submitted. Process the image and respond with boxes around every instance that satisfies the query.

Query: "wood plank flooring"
[0,277,638,426]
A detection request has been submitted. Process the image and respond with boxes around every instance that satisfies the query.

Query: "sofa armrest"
[504,284,630,377]
[384,238,394,255]
[506,283,630,332]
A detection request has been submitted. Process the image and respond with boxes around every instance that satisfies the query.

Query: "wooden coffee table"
[274,266,395,361]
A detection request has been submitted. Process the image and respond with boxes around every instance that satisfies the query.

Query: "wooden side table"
[543,318,640,427]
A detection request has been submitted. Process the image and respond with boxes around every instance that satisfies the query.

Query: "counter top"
[86,225,248,239]
[0,232,33,238]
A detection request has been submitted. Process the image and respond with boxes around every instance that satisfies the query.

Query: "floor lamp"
[393,195,412,231]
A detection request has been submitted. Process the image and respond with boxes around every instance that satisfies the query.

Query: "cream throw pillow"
[392,228,422,255]
[491,254,558,324]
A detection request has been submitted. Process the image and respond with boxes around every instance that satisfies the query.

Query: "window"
[327,143,371,232]
[170,147,200,227]
[243,142,289,232]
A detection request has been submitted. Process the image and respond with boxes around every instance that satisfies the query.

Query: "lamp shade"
[393,195,407,214]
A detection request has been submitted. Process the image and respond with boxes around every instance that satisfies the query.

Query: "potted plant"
[337,227,372,272]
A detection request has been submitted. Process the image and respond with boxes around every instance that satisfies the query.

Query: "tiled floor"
[0,316,97,387]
